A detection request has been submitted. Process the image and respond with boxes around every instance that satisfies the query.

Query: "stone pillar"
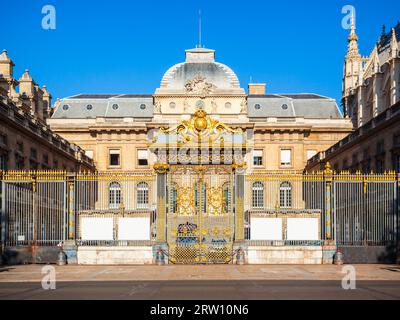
[67,175,75,240]
[153,164,169,264]
[156,171,167,242]
[0,176,5,265]
[65,174,77,264]
[324,162,334,240]
[234,170,245,242]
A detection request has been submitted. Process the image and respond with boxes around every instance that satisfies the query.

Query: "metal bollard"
[236,248,245,265]
[57,250,67,266]
[333,250,344,265]
[156,249,165,266]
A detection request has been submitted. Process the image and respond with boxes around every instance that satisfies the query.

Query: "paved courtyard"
[1,264,400,282]
[0,264,399,299]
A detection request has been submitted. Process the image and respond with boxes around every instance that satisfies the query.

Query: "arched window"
[109,182,121,209]
[137,182,149,209]
[279,182,292,208]
[252,181,264,209]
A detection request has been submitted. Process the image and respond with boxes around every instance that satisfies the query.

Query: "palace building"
[48,47,352,172]
[1,42,398,266]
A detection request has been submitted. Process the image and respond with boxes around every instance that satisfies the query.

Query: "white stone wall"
[247,246,323,264]
[77,246,153,265]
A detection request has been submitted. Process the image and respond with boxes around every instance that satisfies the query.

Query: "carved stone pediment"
[185,74,216,96]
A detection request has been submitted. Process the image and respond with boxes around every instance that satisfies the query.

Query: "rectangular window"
[280,149,291,166]
[395,154,400,172]
[0,133,7,146]
[53,159,58,169]
[0,153,7,170]
[109,149,120,166]
[307,150,317,160]
[17,142,23,152]
[43,154,49,165]
[30,148,37,159]
[137,149,148,166]
[85,150,94,159]
[253,150,263,166]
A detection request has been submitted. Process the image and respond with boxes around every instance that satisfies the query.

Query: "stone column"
[233,163,247,264]
[234,170,245,241]
[153,164,169,264]
[63,174,77,264]
[156,171,167,242]
[324,162,334,241]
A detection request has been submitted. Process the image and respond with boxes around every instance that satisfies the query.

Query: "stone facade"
[47,47,353,173]
[0,50,94,171]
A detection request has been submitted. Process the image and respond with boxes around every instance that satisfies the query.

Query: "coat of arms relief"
[185,74,217,97]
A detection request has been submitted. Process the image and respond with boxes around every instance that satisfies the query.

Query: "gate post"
[324,162,334,241]
[233,163,247,264]
[154,164,169,263]
[234,171,245,241]
[396,172,400,264]
[67,174,76,240]
[63,173,78,264]
[0,171,5,264]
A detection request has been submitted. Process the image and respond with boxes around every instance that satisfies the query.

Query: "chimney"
[248,83,266,95]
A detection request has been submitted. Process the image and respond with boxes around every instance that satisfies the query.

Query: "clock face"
[195,100,205,109]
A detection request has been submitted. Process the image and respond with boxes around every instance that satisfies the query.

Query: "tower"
[342,12,363,118]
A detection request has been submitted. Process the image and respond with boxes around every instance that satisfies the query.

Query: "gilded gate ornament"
[166,166,234,264]
[176,187,194,216]
[207,186,225,215]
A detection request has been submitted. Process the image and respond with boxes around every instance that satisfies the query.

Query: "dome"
[155,48,244,95]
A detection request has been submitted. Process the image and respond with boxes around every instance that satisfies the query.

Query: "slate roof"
[51,94,154,119]
[378,22,400,53]
[247,94,343,119]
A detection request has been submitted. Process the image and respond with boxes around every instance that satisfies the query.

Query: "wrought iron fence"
[0,171,156,247]
[0,169,398,248]
[244,170,399,246]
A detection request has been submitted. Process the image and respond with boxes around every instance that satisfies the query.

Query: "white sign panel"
[250,218,282,240]
[287,218,319,240]
[81,217,114,240]
[118,217,150,240]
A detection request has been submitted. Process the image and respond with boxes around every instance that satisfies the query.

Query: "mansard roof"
[247,94,343,119]
[51,94,154,119]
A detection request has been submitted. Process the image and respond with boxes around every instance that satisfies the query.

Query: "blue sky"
[2,0,399,105]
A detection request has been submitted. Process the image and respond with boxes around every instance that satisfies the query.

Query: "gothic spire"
[346,11,360,58]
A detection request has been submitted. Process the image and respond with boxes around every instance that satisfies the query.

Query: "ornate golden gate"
[167,166,234,264]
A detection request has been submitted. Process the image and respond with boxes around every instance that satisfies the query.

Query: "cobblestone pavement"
[0,264,400,282]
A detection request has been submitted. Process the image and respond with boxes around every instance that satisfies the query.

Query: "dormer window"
[112,104,119,110]
[281,104,288,110]
[140,104,146,110]
[62,104,70,111]
[86,104,93,110]
[254,104,261,110]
